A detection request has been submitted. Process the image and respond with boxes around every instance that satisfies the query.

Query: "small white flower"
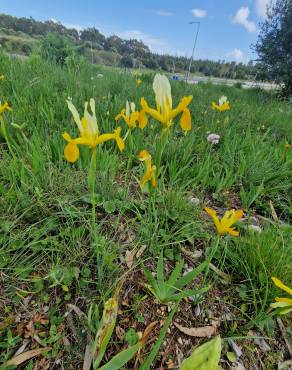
[219,96,227,106]
[207,133,220,144]
[97,73,104,78]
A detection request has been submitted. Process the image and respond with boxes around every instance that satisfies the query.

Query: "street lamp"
[185,21,200,82]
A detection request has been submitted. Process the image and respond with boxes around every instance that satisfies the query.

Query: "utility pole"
[185,21,200,82]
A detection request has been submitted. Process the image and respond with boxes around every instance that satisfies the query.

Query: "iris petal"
[272,277,292,295]
[64,142,79,163]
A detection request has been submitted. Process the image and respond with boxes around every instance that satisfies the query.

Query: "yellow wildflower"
[205,207,243,236]
[115,101,140,129]
[140,74,192,131]
[139,150,157,189]
[212,96,230,112]
[285,143,291,149]
[136,78,142,86]
[271,277,292,315]
[0,75,4,80]
[0,102,12,114]
[63,99,125,163]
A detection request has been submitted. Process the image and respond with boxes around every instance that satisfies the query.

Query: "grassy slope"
[0,53,291,368]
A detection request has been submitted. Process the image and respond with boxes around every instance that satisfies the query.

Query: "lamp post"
[185,21,200,82]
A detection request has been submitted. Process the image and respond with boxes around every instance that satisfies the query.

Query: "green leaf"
[179,336,222,370]
[143,267,159,294]
[103,200,116,214]
[93,297,118,369]
[175,261,207,290]
[33,279,44,293]
[166,259,184,292]
[226,351,237,363]
[124,328,139,346]
[81,267,91,278]
[168,286,210,302]
[139,300,180,370]
[157,251,165,289]
[98,342,141,370]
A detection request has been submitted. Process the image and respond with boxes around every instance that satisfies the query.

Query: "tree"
[255,0,292,94]
[40,32,73,65]
[0,12,264,80]
[80,27,106,48]
[120,55,133,68]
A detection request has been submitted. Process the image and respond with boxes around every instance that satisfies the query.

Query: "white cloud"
[227,48,244,62]
[117,30,171,54]
[154,10,174,17]
[192,8,207,18]
[255,0,270,18]
[232,7,257,33]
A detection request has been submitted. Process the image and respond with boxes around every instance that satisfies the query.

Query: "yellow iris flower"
[139,150,157,189]
[115,101,140,129]
[140,74,192,131]
[205,207,243,236]
[271,277,292,315]
[63,99,125,163]
[136,78,142,86]
[212,96,230,112]
[0,102,12,115]
[0,75,4,80]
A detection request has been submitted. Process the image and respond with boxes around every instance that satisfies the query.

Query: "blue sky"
[0,0,271,63]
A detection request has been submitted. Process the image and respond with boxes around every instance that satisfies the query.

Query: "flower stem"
[126,129,134,171]
[155,128,169,177]
[0,116,16,160]
[89,148,97,232]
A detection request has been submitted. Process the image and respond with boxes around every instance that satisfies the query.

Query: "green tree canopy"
[255,0,292,94]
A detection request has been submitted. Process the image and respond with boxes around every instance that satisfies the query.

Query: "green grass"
[0,51,291,369]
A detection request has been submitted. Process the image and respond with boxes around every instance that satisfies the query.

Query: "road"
[176,74,279,91]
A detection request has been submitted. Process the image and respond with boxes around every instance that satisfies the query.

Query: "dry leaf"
[33,335,43,346]
[33,357,50,370]
[83,344,92,370]
[13,339,30,357]
[166,359,175,368]
[33,313,49,325]
[269,200,278,222]
[115,325,125,340]
[141,321,159,343]
[228,339,243,358]
[279,360,292,369]
[181,246,203,259]
[136,245,147,258]
[254,337,271,352]
[210,263,232,283]
[63,336,70,346]
[125,249,137,268]
[66,303,86,317]
[174,323,216,337]
[6,347,51,366]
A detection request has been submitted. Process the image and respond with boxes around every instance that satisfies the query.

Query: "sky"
[0,0,272,63]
